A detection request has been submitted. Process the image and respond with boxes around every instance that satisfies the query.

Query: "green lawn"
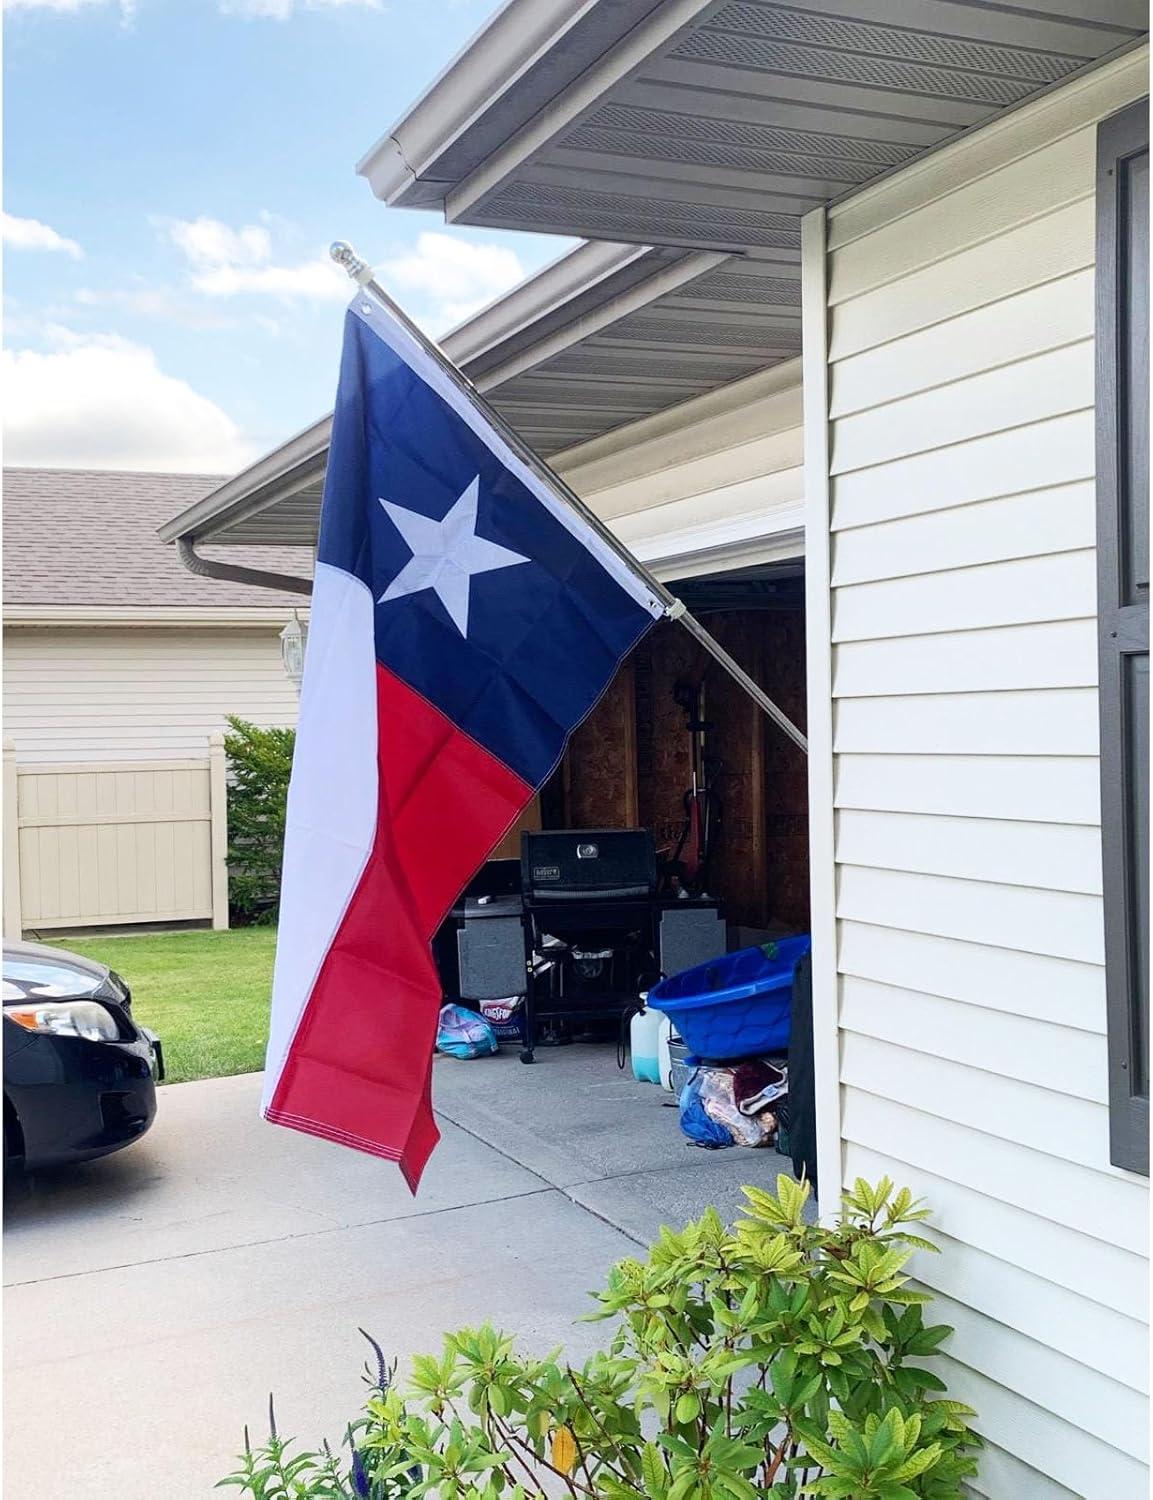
[64,927,276,1084]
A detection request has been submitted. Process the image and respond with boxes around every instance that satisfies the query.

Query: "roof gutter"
[177,536,312,597]
[357,0,666,207]
[162,242,714,603]
[159,244,655,558]
[447,240,658,375]
[356,0,583,202]
[443,0,716,227]
[157,413,332,546]
[471,247,728,389]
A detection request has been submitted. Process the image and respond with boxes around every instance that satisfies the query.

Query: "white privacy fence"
[3,736,229,935]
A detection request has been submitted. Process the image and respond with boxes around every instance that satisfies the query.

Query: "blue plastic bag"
[677,1070,733,1149]
[436,1004,499,1060]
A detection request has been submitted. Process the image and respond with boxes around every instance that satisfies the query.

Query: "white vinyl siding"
[4,626,300,763]
[811,48,1149,1498]
[553,360,803,577]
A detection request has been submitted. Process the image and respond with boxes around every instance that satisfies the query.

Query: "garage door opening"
[436,557,810,1059]
[498,558,809,945]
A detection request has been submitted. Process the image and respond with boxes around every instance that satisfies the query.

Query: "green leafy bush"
[220,1177,979,1498]
[223,715,295,925]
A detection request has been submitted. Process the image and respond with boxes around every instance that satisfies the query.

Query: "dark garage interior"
[524,559,809,940]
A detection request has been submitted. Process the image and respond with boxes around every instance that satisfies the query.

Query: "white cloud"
[2,212,83,260]
[7,0,378,11]
[74,284,238,329]
[4,0,105,9]
[3,0,135,21]
[156,218,526,325]
[379,232,525,332]
[9,0,379,14]
[166,215,347,302]
[167,216,271,270]
[219,0,380,17]
[191,257,349,301]
[2,332,254,472]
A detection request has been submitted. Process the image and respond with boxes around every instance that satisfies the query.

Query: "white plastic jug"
[657,1015,674,1090]
[630,1000,663,1084]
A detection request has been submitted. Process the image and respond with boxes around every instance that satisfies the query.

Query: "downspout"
[176,536,313,597]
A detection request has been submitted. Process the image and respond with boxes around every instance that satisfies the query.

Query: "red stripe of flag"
[267,662,532,1188]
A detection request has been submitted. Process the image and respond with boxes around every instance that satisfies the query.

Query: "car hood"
[3,939,111,1005]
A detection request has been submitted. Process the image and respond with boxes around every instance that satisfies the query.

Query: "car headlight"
[7,1000,123,1042]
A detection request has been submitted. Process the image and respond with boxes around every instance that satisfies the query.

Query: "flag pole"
[330,242,808,755]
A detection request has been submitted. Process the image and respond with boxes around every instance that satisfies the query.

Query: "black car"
[3,939,163,1169]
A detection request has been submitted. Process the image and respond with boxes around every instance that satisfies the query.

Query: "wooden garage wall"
[562,612,808,932]
[3,625,300,763]
[807,48,1149,1499]
[554,358,803,573]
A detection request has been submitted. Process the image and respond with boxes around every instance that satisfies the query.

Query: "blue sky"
[3,0,573,473]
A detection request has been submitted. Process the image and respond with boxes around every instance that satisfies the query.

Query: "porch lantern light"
[280,610,308,691]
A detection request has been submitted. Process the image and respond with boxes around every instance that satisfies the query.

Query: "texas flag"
[261,290,664,1188]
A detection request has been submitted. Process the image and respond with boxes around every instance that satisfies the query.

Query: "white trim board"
[801,204,843,1217]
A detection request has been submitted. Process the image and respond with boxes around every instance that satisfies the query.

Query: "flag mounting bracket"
[329,242,808,755]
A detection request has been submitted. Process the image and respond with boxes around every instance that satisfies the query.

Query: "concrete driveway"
[4,1048,796,1499]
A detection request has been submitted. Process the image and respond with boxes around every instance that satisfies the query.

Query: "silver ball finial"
[329,241,373,286]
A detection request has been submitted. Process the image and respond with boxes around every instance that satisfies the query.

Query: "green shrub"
[223,715,295,925]
[220,1177,979,1498]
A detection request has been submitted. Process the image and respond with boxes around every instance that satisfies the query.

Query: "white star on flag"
[379,476,529,637]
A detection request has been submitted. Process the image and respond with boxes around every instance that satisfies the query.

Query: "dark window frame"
[1096,98,1150,1177]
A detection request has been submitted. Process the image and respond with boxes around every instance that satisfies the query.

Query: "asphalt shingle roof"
[3,468,313,608]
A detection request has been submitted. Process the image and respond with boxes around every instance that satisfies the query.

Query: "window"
[1097,99,1149,1175]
